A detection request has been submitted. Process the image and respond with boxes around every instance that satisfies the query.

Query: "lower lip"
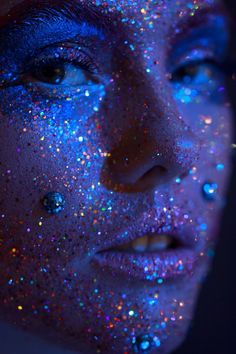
[92,248,197,282]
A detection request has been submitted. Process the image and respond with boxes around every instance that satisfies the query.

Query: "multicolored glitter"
[0,0,233,353]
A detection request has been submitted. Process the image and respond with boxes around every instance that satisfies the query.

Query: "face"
[0,0,233,353]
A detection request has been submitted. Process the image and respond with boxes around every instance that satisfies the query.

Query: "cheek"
[172,100,233,242]
[0,86,117,279]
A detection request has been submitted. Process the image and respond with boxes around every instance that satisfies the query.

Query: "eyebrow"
[0,0,111,32]
[170,3,230,43]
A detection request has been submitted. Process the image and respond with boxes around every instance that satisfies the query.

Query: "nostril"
[139,165,167,183]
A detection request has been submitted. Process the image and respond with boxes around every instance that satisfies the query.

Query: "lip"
[95,216,197,254]
[89,210,202,282]
[92,246,197,282]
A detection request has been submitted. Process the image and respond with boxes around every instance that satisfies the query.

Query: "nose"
[100,76,200,193]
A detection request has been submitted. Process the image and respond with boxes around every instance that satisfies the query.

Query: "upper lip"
[96,210,197,253]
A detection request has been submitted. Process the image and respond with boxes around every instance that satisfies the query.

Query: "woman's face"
[0,0,233,353]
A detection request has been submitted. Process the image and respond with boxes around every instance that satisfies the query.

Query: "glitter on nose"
[42,192,65,214]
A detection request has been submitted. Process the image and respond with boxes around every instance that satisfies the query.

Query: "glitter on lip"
[91,247,197,282]
[94,211,198,253]
[89,212,200,282]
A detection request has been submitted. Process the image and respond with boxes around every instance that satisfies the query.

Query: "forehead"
[0,0,221,17]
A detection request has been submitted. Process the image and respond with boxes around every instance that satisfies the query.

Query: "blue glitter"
[153,336,161,347]
[200,223,207,231]
[133,334,152,352]
[202,182,218,201]
[42,192,65,214]
[216,163,224,171]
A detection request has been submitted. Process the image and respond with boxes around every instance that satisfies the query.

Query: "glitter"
[133,334,152,352]
[161,322,166,328]
[0,2,231,352]
[202,181,218,201]
[200,223,207,231]
[216,163,224,171]
[42,192,65,214]
[177,263,184,271]
[149,299,156,306]
[205,117,212,124]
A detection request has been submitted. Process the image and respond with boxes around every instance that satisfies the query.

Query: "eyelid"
[172,48,219,69]
[167,13,230,67]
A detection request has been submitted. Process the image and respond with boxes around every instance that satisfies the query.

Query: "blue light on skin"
[168,15,229,105]
[0,10,105,79]
[0,11,109,136]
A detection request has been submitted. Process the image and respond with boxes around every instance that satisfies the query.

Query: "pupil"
[36,63,65,84]
[172,64,198,83]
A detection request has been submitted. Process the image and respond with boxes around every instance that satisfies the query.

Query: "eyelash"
[170,58,221,81]
[22,44,99,84]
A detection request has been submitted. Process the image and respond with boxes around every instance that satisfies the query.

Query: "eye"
[29,59,98,87]
[32,61,66,85]
[21,44,101,88]
[170,58,225,104]
[170,59,219,85]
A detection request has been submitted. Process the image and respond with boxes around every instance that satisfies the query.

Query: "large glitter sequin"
[42,192,65,214]
[202,182,218,201]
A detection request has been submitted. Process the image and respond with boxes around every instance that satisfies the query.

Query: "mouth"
[92,232,198,282]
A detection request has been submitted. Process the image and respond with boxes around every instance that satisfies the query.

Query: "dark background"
[173,1,236,354]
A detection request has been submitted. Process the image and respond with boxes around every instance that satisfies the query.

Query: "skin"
[0,0,233,353]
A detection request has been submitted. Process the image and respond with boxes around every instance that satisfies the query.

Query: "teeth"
[117,234,174,253]
[132,235,149,252]
[148,234,172,251]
